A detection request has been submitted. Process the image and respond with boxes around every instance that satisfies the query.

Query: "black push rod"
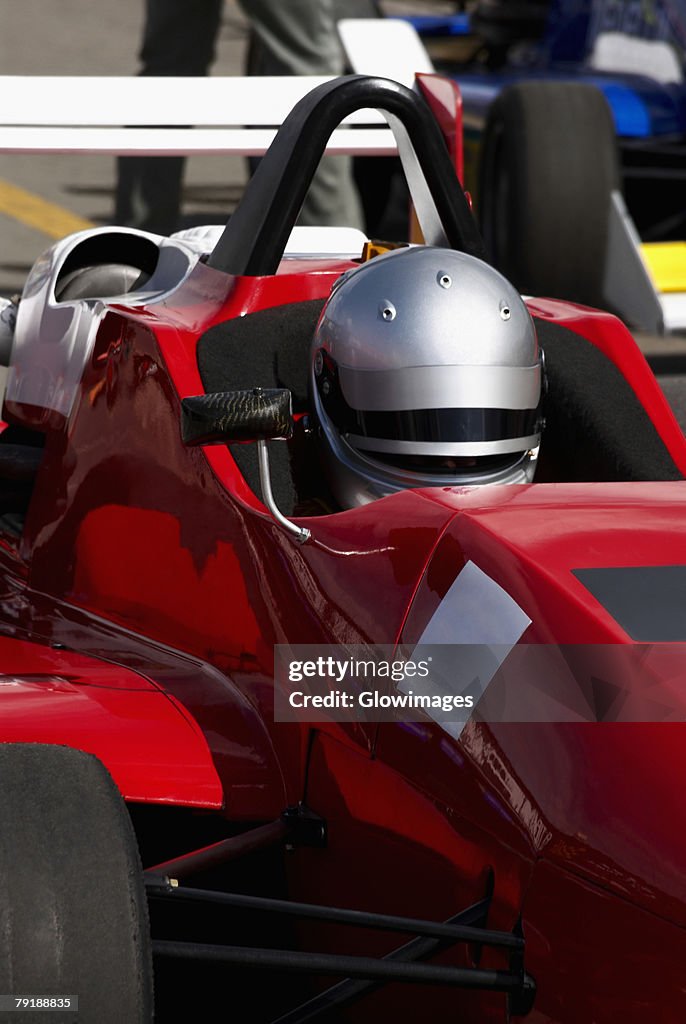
[144,820,288,880]
[271,899,490,1024]
[152,941,523,992]
[146,883,522,952]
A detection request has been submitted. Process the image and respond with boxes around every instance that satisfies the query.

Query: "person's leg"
[140,0,224,76]
[115,0,223,234]
[114,155,187,235]
[239,0,340,76]
[239,0,376,228]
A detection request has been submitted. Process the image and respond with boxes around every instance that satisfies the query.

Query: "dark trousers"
[115,0,376,235]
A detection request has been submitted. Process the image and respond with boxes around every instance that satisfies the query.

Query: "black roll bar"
[207,74,486,277]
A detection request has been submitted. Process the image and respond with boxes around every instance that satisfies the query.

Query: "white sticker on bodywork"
[407,560,531,740]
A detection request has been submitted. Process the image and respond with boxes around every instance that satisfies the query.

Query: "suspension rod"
[146,883,522,951]
[152,941,524,992]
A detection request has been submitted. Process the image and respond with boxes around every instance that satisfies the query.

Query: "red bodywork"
[2,77,686,1023]
[0,635,222,807]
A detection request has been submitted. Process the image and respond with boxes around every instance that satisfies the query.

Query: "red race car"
[0,74,685,1024]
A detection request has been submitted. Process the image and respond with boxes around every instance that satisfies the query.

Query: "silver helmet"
[310,246,543,509]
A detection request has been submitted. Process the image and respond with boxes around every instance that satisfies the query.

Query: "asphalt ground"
[1,0,685,425]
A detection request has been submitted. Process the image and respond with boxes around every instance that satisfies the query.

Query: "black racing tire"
[479,81,621,307]
[0,744,153,1024]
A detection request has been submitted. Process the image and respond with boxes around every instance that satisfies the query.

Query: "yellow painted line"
[641,241,686,294]
[0,177,94,240]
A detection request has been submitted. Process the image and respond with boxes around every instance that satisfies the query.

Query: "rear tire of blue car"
[0,744,153,1023]
[479,81,620,308]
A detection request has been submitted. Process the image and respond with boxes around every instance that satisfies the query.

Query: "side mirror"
[181,387,293,446]
[181,388,310,544]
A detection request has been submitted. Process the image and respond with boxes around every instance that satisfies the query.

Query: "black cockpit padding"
[535,318,683,482]
[197,299,326,514]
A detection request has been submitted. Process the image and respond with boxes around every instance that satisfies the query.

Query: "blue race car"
[395,0,686,332]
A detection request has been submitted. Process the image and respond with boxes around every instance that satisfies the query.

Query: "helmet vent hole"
[500,303,511,320]
[380,302,396,321]
[438,274,452,289]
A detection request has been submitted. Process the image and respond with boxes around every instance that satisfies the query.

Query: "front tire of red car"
[0,744,153,1023]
